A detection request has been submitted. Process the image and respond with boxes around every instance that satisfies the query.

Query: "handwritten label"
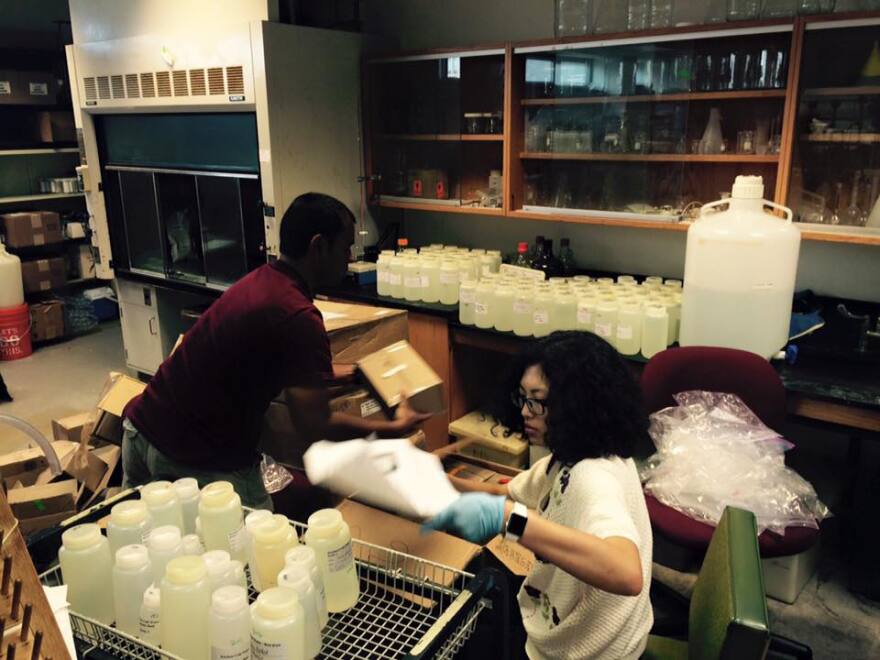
[474,302,488,316]
[577,309,592,325]
[388,273,402,286]
[594,322,612,338]
[460,290,476,304]
[251,638,287,660]
[616,325,634,340]
[421,275,430,288]
[513,301,532,314]
[440,272,457,285]
[533,311,549,325]
[404,276,421,289]
[327,540,353,573]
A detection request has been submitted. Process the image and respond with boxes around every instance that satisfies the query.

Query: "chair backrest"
[689,506,770,660]
[640,346,787,432]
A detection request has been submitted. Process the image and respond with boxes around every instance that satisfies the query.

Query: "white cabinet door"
[119,299,164,374]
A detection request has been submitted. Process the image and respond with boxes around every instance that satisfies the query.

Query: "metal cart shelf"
[39,516,494,660]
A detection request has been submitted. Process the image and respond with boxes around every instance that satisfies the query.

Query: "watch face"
[508,511,527,538]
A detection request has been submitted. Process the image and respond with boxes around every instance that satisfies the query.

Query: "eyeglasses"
[511,391,548,416]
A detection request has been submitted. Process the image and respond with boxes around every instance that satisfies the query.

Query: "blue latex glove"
[422,493,506,544]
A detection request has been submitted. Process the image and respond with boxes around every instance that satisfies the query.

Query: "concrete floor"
[0,321,126,451]
[0,324,878,658]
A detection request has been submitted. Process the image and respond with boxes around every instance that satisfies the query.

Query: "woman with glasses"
[425,331,653,660]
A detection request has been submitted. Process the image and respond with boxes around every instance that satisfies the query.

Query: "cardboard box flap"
[315,300,406,332]
[449,411,528,454]
[98,375,146,416]
[82,444,122,508]
[337,499,480,587]
[485,535,535,577]
[7,479,79,519]
[0,446,48,479]
[52,412,92,444]
[357,341,444,414]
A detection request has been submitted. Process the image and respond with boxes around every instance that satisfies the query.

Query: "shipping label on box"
[315,300,408,363]
[357,340,445,414]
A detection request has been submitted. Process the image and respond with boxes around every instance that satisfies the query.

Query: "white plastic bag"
[640,391,830,535]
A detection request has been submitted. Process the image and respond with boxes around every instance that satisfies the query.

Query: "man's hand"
[389,392,433,435]
[422,493,506,543]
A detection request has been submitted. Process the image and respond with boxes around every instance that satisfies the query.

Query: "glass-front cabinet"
[510,28,791,222]
[788,17,880,235]
[367,50,505,213]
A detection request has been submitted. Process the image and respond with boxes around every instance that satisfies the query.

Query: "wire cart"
[37,500,499,660]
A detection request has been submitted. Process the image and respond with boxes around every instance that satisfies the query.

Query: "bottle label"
[595,322,612,338]
[577,309,592,325]
[251,637,287,660]
[617,325,634,340]
[474,302,488,316]
[213,645,250,660]
[513,301,531,314]
[420,275,430,288]
[327,540,354,573]
[440,272,457,285]
[389,273,402,286]
[460,290,476,304]
[533,311,549,325]
[228,523,247,555]
[404,276,421,288]
[138,611,159,639]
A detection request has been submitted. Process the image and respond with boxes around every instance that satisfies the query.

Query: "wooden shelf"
[377,133,503,142]
[803,133,880,144]
[509,209,691,232]
[519,152,780,163]
[0,146,78,156]
[0,192,84,204]
[802,85,880,98]
[520,89,787,106]
[375,198,505,215]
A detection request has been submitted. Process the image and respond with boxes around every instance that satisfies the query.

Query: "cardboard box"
[449,411,529,468]
[52,412,92,444]
[21,257,66,294]
[91,375,146,445]
[1,211,63,248]
[36,110,76,143]
[7,479,78,520]
[0,446,49,479]
[19,511,74,535]
[315,300,408,363]
[30,299,65,343]
[357,340,444,415]
[69,243,95,279]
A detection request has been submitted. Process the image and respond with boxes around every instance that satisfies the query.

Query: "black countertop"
[320,282,880,412]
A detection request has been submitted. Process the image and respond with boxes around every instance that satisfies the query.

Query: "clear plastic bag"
[260,453,293,494]
[640,391,830,535]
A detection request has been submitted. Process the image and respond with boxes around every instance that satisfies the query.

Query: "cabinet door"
[119,299,164,374]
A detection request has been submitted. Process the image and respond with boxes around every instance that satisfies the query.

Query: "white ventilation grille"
[96,76,110,99]
[83,77,96,101]
[207,67,224,95]
[189,69,206,96]
[172,70,188,96]
[111,75,124,99]
[155,71,171,97]
[140,72,155,98]
[226,66,244,95]
[125,74,139,98]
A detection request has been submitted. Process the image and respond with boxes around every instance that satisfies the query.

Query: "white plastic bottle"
[554,293,577,331]
[147,525,183,585]
[439,260,459,304]
[0,242,24,308]
[512,288,535,337]
[278,565,322,659]
[161,556,212,660]
[594,302,619,346]
[210,585,252,660]
[642,305,669,358]
[182,533,204,556]
[107,499,152,557]
[229,560,248,591]
[113,544,154,637]
[204,550,238,593]
[532,289,554,338]
[285,546,328,629]
[494,284,515,333]
[252,514,298,592]
[138,585,161,645]
[303,509,359,613]
[376,251,394,296]
[458,280,477,325]
[422,256,441,303]
[58,524,115,624]
[173,477,201,536]
[245,510,274,592]
[141,481,184,532]
[250,588,305,660]
[473,281,495,329]
[388,255,404,299]
[576,296,597,333]
[403,257,421,302]
[199,481,246,562]
[616,303,643,356]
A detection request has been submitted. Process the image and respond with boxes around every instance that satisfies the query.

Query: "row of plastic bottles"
[58,480,360,659]
[376,244,503,304]
[459,273,683,358]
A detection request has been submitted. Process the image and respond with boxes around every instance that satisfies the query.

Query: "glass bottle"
[530,236,546,270]
[841,172,866,226]
[650,0,675,28]
[555,0,594,37]
[558,238,576,276]
[514,241,531,267]
[627,0,650,30]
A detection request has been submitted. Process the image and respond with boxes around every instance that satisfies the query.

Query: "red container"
[0,303,32,361]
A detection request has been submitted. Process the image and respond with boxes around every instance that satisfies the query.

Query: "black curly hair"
[487,331,650,465]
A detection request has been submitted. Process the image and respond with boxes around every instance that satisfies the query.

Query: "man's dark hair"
[279,193,354,258]
[487,331,650,465]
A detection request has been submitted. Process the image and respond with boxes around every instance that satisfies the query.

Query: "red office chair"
[640,346,819,568]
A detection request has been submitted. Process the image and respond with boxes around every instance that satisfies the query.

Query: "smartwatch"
[505,502,528,543]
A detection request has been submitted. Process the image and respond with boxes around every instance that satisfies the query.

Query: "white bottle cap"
[165,555,207,585]
[285,545,318,570]
[173,477,200,501]
[200,481,237,509]
[645,305,668,318]
[203,550,232,577]
[731,175,765,200]
[62,523,103,551]
[252,514,292,545]
[111,500,150,526]
[306,509,345,540]
[277,565,311,595]
[181,534,203,556]
[142,481,177,507]
[142,584,160,609]
[212,585,248,616]
[116,544,150,571]
[148,525,182,552]
[255,587,300,620]
[245,509,274,532]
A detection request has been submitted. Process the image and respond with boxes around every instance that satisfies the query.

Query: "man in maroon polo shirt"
[122,193,431,507]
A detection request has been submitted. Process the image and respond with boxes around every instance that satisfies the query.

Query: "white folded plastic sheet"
[303,438,460,520]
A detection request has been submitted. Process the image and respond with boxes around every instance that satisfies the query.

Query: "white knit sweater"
[507,455,653,660]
